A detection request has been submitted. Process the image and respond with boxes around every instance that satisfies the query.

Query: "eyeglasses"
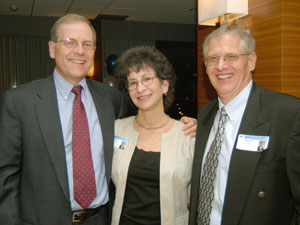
[55,38,96,50]
[126,76,158,91]
[205,53,249,66]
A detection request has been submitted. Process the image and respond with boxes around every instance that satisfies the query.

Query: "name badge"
[114,136,129,150]
[236,134,269,152]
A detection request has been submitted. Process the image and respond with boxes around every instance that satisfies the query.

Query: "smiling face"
[205,34,256,104]
[48,21,95,85]
[127,67,169,113]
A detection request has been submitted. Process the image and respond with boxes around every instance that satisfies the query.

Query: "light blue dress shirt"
[54,70,108,210]
[201,80,253,225]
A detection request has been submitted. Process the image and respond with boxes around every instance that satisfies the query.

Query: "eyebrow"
[127,73,154,80]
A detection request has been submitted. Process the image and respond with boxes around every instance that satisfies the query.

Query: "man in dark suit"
[189,25,300,225]
[0,14,127,225]
[0,14,197,225]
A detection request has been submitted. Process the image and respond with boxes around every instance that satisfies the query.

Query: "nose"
[73,44,85,55]
[136,81,146,92]
[216,57,228,71]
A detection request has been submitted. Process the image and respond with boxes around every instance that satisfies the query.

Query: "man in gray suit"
[0,14,197,225]
[0,14,127,225]
[189,25,300,225]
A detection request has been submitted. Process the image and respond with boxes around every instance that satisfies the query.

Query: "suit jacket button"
[257,191,265,198]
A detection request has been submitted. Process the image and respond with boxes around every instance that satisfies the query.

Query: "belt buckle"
[72,211,83,223]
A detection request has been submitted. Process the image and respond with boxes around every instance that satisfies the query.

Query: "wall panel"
[197,26,216,109]
[282,0,300,96]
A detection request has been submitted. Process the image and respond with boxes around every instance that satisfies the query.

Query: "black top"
[119,147,161,225]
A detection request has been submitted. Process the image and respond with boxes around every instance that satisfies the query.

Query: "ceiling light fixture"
[198,0,248,26]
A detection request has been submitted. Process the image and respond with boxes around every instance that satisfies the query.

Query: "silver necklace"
[135,116,169,129]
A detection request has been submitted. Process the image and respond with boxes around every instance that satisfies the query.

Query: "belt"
[72,203,108,223]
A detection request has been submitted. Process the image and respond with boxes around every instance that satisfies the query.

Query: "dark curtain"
[0,35,55,98]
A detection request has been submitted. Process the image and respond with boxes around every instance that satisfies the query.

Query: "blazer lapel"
[87,80,115,185]
[34,76,70,200]
[222,84,271,225]
[195,102,219,181]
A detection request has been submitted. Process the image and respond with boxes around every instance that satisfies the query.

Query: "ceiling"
[0,0,197,24]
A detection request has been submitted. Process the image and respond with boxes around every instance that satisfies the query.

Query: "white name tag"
[114,136,129,150]
[236,134,269,152]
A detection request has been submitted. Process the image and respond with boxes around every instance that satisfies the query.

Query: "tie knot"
[220,106,227,116]
[72,85,83,96]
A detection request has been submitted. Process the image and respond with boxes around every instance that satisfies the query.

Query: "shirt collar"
[53,69,88,100]
[218,80,253,123]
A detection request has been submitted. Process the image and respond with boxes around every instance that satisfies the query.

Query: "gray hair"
[202,25,255,58]
[50,14,96,43]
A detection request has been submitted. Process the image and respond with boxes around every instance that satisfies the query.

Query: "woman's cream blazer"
[111,116,195,225]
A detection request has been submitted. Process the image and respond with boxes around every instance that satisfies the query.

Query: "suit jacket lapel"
[34,76,70,200]
[87,79,114,186]
[222,84,271,225]
[195,102,219,180]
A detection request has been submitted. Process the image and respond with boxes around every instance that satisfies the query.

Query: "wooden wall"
[197,26,216,109]
[282,0,300,96]
[197,0,300,110]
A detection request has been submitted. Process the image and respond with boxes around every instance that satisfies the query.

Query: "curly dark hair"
[115,45,176,113]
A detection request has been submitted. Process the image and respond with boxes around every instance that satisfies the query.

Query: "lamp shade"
[198,0,248,26]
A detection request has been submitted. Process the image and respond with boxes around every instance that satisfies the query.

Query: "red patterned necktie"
[72,85,96,209]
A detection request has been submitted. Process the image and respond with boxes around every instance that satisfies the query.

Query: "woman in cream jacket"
[112,46,195,225]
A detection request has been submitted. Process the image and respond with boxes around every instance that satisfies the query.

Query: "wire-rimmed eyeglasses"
[205,53,249,66]
[126,76,158,91]
[55,38,96,50]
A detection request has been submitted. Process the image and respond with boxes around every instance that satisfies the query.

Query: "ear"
[162,79,169,95]
[48,41,56,59]
[248,52,257,72]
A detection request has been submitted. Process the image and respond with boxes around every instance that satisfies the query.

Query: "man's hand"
[180,116,197,138]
